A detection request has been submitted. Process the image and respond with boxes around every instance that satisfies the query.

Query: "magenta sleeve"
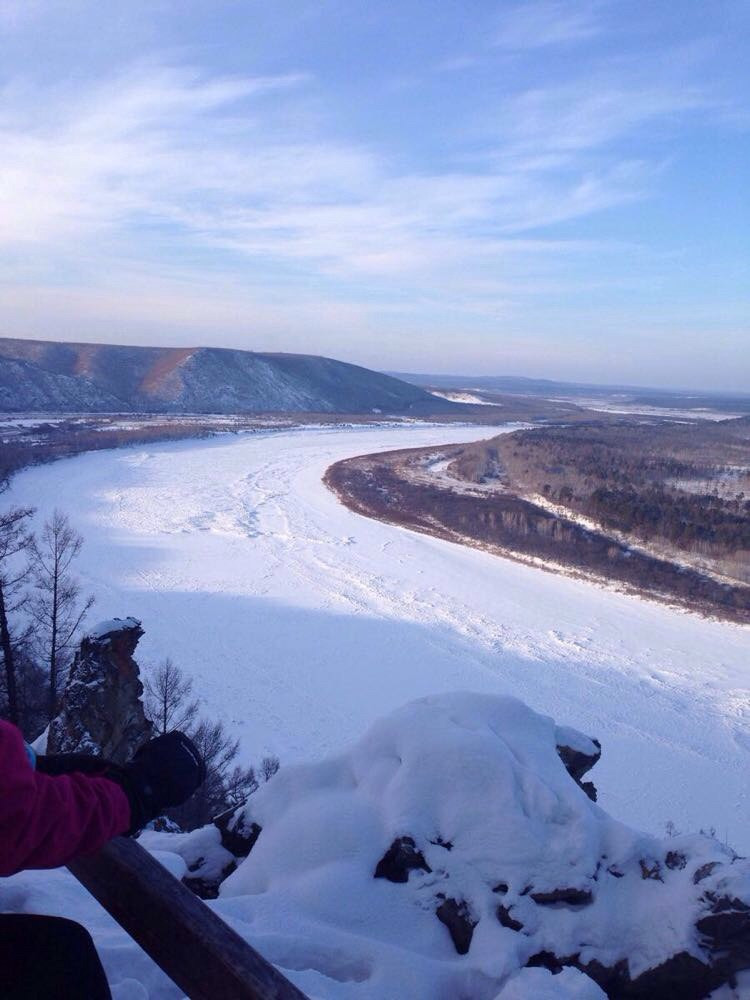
[0,720,131,876]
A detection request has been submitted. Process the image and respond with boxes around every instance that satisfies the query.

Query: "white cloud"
[493,0,602,49]
[496,79,711,156]
[0,47,733,375]
[0,60,661,289]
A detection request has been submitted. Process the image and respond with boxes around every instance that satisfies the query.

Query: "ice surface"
[6,423,747,850]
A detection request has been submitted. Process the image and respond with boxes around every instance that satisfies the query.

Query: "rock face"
[214,808,263,859]
[47,617,153,762]
[435,897,477,954]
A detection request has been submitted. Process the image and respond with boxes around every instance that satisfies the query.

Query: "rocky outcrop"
[47,617,153,762]
[374,837,432,883]
[555,725,601,802]
[216,693,750,1000]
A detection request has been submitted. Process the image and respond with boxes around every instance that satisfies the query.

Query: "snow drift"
[4,689,750,998]
[197,692,749,999]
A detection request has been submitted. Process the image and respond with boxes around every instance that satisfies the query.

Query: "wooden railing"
[69,837,310,1000]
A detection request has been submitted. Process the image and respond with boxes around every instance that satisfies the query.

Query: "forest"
[453,417,750,585]
[326,419,750,623]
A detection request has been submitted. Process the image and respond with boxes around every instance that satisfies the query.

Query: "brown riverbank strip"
[324,442,749,625]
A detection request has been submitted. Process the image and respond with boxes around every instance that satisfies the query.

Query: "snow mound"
[86,616,142,641]
[218,692,746,999]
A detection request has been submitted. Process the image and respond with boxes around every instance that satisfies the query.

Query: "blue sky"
[0,1,748,389]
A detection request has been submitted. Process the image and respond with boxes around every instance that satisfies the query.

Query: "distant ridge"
[0,338,458,415]
[391,371,750,414]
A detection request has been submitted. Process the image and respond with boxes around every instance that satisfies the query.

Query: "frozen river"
[9,423,750,848]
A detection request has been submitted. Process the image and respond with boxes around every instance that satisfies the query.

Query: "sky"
[0,1,748,390]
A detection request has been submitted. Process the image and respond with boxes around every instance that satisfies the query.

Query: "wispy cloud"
[493,0,602,50]
[0,58,695,287]
[0,0,745,387]
[495,77,712,156]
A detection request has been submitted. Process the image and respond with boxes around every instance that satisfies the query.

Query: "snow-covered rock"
[138,826,237,900]
[3,690,750,997]
[47,616,152,761]
[215,692,749,999]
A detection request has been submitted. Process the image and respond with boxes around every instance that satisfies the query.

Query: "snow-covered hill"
[212,691,749,999]
[0,337,457,414]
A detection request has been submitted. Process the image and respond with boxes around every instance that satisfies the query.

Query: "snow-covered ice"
[6,422,749,847]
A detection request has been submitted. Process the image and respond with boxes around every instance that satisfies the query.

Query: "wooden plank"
[69,837,310,1000]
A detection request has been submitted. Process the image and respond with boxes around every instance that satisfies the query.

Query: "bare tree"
[30,510,94,720]
[224,763,258,809]
[0,507,35,724]
[169,717,260,830]
[140,655,277,830]
[144,657,199,736]
[260,755,280,782]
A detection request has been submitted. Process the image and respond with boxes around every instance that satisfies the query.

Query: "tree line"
[0,421,220,487]
[143,657,279,830]
[326,452,750,623]
[490,420,750,581]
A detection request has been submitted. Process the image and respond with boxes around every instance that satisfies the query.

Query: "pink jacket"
[0,720,130,877]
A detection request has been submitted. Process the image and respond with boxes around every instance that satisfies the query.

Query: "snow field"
[7,423,748,847]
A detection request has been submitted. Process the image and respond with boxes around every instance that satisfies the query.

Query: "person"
[0,720,205,1000]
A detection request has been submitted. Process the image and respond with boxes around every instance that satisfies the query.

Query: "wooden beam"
[69,837,310,1000]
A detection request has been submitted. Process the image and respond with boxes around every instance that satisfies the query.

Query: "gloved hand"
[105,731,206,835]
[36,753,110,776]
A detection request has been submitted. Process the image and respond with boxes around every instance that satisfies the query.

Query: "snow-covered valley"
[4,421,750,999]
[7,422,749,848]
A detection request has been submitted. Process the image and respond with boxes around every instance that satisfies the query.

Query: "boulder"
[497,904,524,932]
[530,887,593,907]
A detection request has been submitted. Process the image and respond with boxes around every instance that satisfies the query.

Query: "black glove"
[36,753,110,776]
[105,731,206,835]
